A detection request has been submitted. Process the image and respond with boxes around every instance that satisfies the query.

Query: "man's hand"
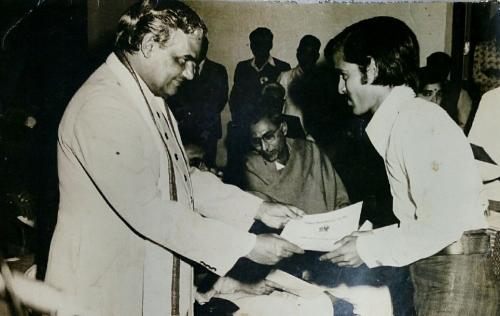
[246,234,304,265]
[255,201,304,229]
[213,277,277,295]
[319,232,367,268]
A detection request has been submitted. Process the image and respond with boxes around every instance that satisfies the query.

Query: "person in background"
[229,27,291,124]
[418,52,473,131]
[225,28,291,187]
[321,16,497,315]
[243,93,349,212]
[278,35,321,135]
[168,37,228,168]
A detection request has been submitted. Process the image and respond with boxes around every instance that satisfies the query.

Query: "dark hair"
[324,24,354,66]
[115,0,207,54]
[417,66,442,91]
[249,27,273,43]
[242,83,284,129]
[298,35,321,51]
[426,52,451,82]
[335,16,419,91]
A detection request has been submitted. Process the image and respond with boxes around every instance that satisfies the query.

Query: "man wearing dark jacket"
[168,37,228,167]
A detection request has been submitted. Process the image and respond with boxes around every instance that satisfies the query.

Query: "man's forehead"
[251,118,277,136]
[168,28,202,56]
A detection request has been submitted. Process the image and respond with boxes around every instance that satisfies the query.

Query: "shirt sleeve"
[191,168,262,231]
[71,97,256,276]
[357,109,485,267]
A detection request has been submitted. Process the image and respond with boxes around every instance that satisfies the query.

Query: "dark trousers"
[411,253,499,316]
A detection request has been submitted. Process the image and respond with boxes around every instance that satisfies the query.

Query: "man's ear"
[140,33,156,58]
[366,57,379,84]
[281,121,288,136]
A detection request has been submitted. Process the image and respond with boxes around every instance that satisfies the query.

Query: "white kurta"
[46,53,262,315]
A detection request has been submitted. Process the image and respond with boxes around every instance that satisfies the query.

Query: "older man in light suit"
[45,1,303,315]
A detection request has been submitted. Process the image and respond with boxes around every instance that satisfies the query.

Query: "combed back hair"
[115,0,207,55]
[242,82,285,129]
[334,16,419,91]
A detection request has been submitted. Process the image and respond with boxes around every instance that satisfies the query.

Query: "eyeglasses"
[250,126,281,148]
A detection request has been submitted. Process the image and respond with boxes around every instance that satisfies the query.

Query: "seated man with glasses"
[243,93,349,213]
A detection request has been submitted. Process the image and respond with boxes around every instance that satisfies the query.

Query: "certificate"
[280,202,363,251]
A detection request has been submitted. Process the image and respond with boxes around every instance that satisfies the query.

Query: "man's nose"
[338,77,346,94]
[431,93,439,104]
[262,140,269,151]
[182,62,196,80]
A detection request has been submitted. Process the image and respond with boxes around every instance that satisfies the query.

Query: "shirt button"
[164,132,169,140]
[174,153,179,160]
[184,175,188,182]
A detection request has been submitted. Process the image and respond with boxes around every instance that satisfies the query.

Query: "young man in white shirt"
[320,16,498,315]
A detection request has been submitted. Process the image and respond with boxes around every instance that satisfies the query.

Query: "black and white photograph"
[0,0,499,315]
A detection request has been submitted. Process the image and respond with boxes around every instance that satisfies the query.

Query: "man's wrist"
[254,201,267,221]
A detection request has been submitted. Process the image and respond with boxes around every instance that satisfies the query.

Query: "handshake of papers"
[280,202,364,252]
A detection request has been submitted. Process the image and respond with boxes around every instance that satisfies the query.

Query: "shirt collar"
[198,59,206,74]
[365,85,415,157]
[106,53,163,112]
[251,55,276,72]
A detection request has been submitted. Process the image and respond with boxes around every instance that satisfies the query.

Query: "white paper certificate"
[280,202,363,251]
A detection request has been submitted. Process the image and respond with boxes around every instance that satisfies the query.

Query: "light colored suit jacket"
[46,53,261,316]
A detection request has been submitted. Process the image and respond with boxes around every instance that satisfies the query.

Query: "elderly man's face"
[250,117,286,163]
[148,29,203,97]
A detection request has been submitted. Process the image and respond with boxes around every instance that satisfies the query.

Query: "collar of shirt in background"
[197,59,206,75]
[274,161,285,170]
[251,55,276,72]
[365,85,415,157]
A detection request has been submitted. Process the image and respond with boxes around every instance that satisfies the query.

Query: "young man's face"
[249,117,286,163]
[148,29,202,98]
[335,53,380,115]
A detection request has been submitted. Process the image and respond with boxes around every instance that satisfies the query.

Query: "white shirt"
[251,55,276,72]
[278,66,305,127]
[356,86,487,267]
[468,87,500,202]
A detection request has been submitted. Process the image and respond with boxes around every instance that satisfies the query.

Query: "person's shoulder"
[482,86,500,102]
[397,97,460,138]
[279,68,293,81]
[67,63,135,120]
[236,59,253,68]
[273,58,291,71]
[244,151,266,171]
[205,59,227,73]
[289,138,318,157]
